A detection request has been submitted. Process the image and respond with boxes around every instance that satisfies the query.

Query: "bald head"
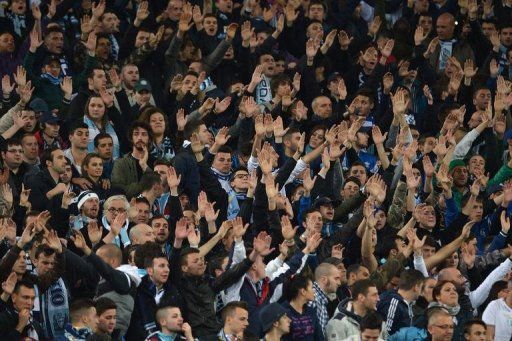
[438,267,465,288]
[96,244,123,267]
[129,224,155,245]
[315,263,341,294]
[436,13,455,39]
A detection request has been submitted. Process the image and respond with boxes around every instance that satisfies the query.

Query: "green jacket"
[111,154,152,199]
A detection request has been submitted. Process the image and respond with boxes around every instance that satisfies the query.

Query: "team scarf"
[34,278,69,339]
[102,215,130,248]
[6,13,26,37]
[40,72,62,85]
[63,323,93,340]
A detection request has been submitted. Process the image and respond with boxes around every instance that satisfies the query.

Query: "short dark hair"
[398,269,424,291]
[283,274,312,301]
[183,119,204,140]
[0,138,21,153]
[69,121,89,136]
[13,279,35,294]
[134,241,163,268]
[139,171,163,192]
[464,319,486,335]
[180,247,200,267]
[134,196,150,208]
[70,298,95,323]
[144,252,168,269]
[34,244,56,259]
[360,311,383,332]
[221,301,248,322]
[95,297,117,316]
[94,132,113,148]
[208,255,228,277]
[352,279,376,300]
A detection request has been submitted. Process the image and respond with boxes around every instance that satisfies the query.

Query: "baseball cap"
[134,79,152,93]
[28,98,49,114]
[39,111,61,124]
[313,197,337,208]
[259,303,288,332]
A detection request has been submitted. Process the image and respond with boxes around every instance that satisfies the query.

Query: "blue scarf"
[102,215,130,248]
[40,72,62,85]
[35,277,69,339]
[63,323,93,340]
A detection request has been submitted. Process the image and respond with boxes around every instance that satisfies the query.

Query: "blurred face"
[216,0,233,13]
[419,16,433,32]
[319,204,334,221]
[305,211,323,233]
[96,37,111,59]
[152,217,169,243]
[213,152,232,174]
[182,252,206,276]
[324,268,342,293]
[70,128,89,149]
[356,96,374,116]
[452,166,468,187]
[469,156,485,174]
[135,30,150,48]
[275,60,286,75]
[374,210,387,230]
[313,96,332,118]
[473,89,491,110]
[362,47,378,70]
[133,224,155,244]
[149,112,166,136]
[423,278,437,302]
[10,0,26,14]
[135,202,150,224]
[465,324,487,341]
[436,16,455,40]
[13,250,27,275]
[96,137,114,160]
[160,307,184,332]
[204,17,218,36]
[309,129,325,148]
[482,23,496,38]
[44,31,64,54]
[469,202,483,221]
[198,124,214,146]
[43,60,61,78]
[89,69,107,91]
[501,27,512,46]
[88,97,106,121]
[121,65,140,89]
[361,328,381,341]
[132,127,149,151]
[49,149,67,173]
[436,282,458,307]
[84,156,103,179]
[276,314,291,334]
[20,110,37,132]
[181,74,198,92]
[101,13,118,33]
[342,181,360,200]
[444,268,467,288]
[308,4,324,20]
[105,199,127,224]
[2,144,23,169]
[148,257,170,285]
[97,308,116,334]
[82,198,100,218]
[349,165,367,184]
[284,132,301,152]
[307,22,324,39]
[230,170,249,192]
[418,205,436,229]
[428,315,454,341]
[43,122,60,139]
[12,286,36,312]
[167,0,184,20]
[259,54,276,76]
[0,33,14,53]
[34,252,56,275]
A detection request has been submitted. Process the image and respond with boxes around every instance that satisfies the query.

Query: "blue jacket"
[377,290,412,336]
[388,327,428,341]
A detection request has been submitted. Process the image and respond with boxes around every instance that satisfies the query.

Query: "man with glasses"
[102,195,131,248]
[428,308,455,341]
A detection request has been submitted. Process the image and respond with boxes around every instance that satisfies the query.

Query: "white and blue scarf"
[34,278,69,339]
[102,215,130,248]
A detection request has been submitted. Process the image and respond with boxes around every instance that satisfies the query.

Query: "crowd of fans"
[1,0,512,340]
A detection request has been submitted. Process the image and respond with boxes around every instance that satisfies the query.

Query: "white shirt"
[482,298,512,340]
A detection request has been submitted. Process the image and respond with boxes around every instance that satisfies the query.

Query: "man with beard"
[112,121,154,199]
[120,63,140,106]
[150,215,171,254]
[35,110,65,154]
[448,159,469,209]
[25,146,68,212]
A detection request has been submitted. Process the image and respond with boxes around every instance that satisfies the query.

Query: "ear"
[181,264,188,273]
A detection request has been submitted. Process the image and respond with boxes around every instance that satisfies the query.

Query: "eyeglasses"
[234,173,249,179]
[107,207,126,214]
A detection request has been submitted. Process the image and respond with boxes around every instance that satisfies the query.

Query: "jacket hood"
[335,298,362,323]
[117,264,142,286]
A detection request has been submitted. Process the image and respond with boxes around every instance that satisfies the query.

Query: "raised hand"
[1,272,17,296]
[45,229,62,254]
[175,218,190,241]
[372,126,387,145]
[302,169,317,193]
[87,220,103,245]
[232,216,248,240]
[304,232,322,254]
[253,231,273,256]
[204,202,219,223]
[70,229,88,251]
